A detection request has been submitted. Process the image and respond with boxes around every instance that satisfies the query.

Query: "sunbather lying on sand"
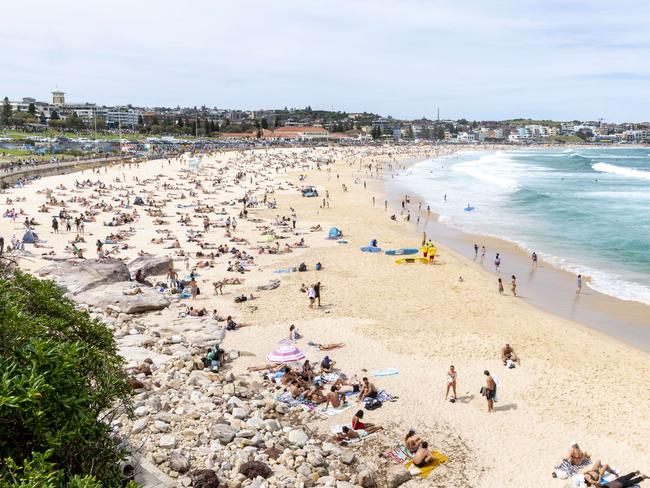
[352,410,383,434]
[584,461,617,486]
[308,342,345,351]
[246,363,284,373]
[591,472,648,488]
[332,426,363,443]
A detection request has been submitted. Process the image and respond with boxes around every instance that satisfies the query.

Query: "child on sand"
[498,278,504,294]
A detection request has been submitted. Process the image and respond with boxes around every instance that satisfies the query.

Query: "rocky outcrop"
[128,254,174,278]
[75,282,170,314]
[39,258,130,295]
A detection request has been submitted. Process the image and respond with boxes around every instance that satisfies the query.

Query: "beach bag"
[365,398,382,411]
[315,262,322,271]
[298,263,307,272]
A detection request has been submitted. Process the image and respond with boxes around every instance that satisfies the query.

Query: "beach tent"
[133,196,144,205]
[266,345,305,363]
[22,230,39,243]
[328,227,342,239]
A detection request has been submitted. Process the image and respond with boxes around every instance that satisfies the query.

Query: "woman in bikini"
[583,461,616,486]
[351,410,383,434]
[445,365,457,401]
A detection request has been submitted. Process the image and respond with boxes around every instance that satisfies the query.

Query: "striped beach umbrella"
[266,345,305,363]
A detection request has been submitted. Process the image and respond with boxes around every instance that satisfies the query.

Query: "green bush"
[0,270,133,486]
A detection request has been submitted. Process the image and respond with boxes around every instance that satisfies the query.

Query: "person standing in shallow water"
[576,274,582,295]
[511,275,517,297]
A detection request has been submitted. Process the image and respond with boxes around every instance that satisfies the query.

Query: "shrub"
[0,270,133,486]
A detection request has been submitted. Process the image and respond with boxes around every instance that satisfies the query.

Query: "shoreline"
[383,151,650,353]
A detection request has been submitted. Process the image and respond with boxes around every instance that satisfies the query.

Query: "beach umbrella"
[266,345,305,363]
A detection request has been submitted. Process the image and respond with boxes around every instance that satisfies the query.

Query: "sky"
[2,0,650,122]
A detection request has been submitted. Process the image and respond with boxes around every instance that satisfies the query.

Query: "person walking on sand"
[51,216,59,234]
[576,274,582,295]
[494,253,501,273]
[480,246,486,263]
[531,251,538,267]
[314,281,322,307]
[498,278,504,295]
[308,284,316,308]
[511,275,517,297]
[474,243,479,260]
[445,365,457,401]
[481,370,496,412]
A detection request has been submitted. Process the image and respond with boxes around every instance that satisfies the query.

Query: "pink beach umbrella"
[266,345,305,363]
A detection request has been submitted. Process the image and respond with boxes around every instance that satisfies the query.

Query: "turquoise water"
[398,147,650,305]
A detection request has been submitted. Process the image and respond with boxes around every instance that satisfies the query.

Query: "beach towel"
[372,368,399,377]
[405,450,449,477]
[384,445,413,464]
[320,401,355,416]
[273,268,294,274]
[553,459,590,479]
[330,424,378,444]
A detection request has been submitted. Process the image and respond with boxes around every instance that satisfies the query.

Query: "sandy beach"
[1,146,649,488]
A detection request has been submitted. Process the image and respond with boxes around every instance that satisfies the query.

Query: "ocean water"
[396,147,650,305]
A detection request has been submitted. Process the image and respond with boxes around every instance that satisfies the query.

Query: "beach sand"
[1,146,648,487]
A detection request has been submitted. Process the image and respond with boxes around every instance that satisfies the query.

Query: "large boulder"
[39,258,130,295]
[128,255,174,277]
[386,466,412,488]
[75,282,170,314]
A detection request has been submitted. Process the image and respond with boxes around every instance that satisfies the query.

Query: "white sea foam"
[592,162,650,181]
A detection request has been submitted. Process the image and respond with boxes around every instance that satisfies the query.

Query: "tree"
[177,117,184,128]
[1,97,12,126]
[64,111,85,130]
[137,115,144,126]
[0,269,133,486]
[28,103,36,116]
[305,105,312,113]
[406,125,414,139]
[274,117,281,127]
[261,118,268,129]
[49,110,60,121]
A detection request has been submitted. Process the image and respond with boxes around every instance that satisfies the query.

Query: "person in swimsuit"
[358,377,377,401]
[501,344,519,365]
[498,278,504,295]
[324,385,347,409]
[510,275,517,297]
[445,365,457,401]
[494,253,501,273]
[576,274,583,295]
[583,460,616,486]
[351,410,383,433]
[405,430,423,452]
[412,441,434,468]
[480,246,486,263]
[531,251,538,267]
[481,370,496,412]
[592,472,648,488]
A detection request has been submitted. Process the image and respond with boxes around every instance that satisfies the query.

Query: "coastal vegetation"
[0,268,134,487]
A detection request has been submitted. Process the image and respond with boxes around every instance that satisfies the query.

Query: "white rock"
[159,435,177,448]
[287,429,309,447]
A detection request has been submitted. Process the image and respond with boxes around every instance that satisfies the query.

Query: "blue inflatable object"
[328,227,343,239]
[361,246,382,253]
[385,248,419,256]
[464,206,475,212]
